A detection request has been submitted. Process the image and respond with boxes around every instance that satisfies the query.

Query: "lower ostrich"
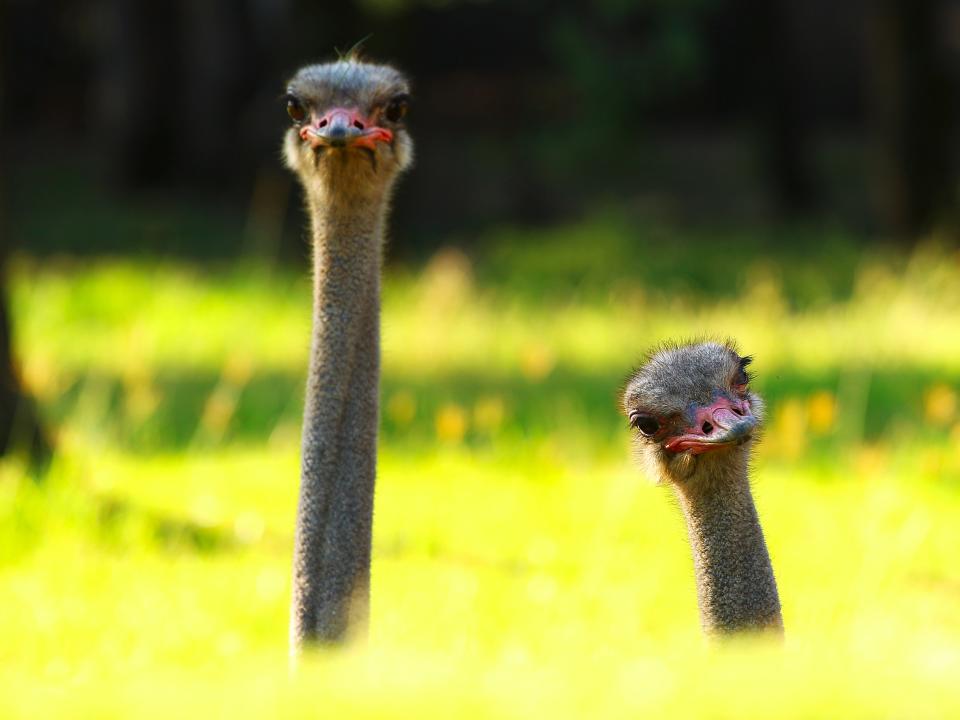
[622,341,783,635]
[282,58,413,649]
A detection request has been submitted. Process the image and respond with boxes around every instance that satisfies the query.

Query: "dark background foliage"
[4,0,960,261]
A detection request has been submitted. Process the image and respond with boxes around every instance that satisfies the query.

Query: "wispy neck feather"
[290,180,393,650]
[674,461,783,636]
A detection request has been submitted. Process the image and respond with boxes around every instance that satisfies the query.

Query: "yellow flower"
[924,384,957,426]
[520,342,555,381]
[436,403,467,443]
[855,445,887,480]
[21,354,58,398]
[774,398,806,460]
[808,391,837,434]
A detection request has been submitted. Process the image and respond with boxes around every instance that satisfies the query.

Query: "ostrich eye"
[630,413,660,437]
[733,355,752,389]
[286,95,306,124]
[384,94,409,123]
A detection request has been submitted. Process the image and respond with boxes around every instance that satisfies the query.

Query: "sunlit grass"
[2,219,960,717]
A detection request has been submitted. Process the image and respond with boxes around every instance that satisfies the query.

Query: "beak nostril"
[732,407,743,416]
[702,421,713,434]
[318,119,328,128]
[354,120,365,130]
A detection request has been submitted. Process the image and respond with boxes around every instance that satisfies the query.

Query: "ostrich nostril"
[732,406,743,416]
[318,119,328,128]
[353,120,365,130]
[702,421,713,434]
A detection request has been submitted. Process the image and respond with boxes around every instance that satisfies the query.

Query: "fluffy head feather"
[622,339,764,488]
[282,59,414,198]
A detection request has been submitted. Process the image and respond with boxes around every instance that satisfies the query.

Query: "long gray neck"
[290,183,389,649]
[674,468,783,636]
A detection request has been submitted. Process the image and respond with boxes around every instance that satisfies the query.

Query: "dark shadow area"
[0,488,244,567]
[96,495,239,555]
[4,1,960,263]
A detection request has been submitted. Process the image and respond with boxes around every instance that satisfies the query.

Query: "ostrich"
[622,341,783,636]
[282,58,413,649]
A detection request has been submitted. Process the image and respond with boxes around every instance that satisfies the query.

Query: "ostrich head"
[282,58,414,198]
[622,341,764,488]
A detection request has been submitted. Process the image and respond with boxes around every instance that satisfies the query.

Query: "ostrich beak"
[299,107,393,151]
[664,396,757,455]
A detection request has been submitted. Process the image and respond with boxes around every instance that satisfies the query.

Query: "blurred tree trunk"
[0,175,54,475]
[870,0,958,238]
[0,1,55,474]
[94,0,295,188]
[754,0,817,218]
[0,258,53,474]
[94,0,181,186]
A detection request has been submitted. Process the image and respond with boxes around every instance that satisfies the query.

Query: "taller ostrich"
[282,58,413,649]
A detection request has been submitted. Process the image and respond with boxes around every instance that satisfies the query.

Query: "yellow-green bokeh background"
[3,219,960,717]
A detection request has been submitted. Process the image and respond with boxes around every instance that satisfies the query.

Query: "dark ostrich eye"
[384,94,409,123]
[630,412,660,437]
[733,356,753,390]
[286,95,306,124]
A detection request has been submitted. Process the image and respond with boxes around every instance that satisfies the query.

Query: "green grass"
[3,217,960,717]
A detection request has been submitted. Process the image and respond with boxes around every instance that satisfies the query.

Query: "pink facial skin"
[299,106,394,151]
[664,395,756,455]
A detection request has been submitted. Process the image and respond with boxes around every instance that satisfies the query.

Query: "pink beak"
[664,395,757,455]
[299,106,393,151]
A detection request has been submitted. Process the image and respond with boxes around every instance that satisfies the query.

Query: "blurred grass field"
[3,214,960,717]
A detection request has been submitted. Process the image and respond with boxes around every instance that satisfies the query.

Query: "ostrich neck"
[674,468,783,636]
[291,185,389,648]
